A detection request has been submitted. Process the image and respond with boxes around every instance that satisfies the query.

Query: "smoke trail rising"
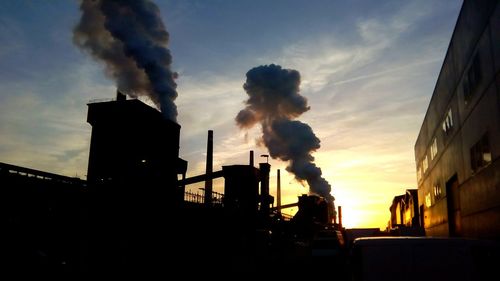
[73,0,178,121]
[236,64,335,207]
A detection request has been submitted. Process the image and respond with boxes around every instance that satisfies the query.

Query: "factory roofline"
[87,98,180,128]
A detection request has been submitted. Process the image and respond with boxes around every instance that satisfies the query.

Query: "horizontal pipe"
[178,170,224,186]
[271,202,298,211]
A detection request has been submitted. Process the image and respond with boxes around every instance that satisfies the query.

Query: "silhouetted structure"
[292,194,330,239]
[389,194,405,229]
[87,92,186,201]
[1,93,344,276]
[204,130,213,205]
[85,94,187,275]
[222,165,260,214]
[0,162,86,273]
[415,0,500,239]
[388,189,423,236]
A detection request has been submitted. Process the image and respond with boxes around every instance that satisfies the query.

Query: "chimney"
[338,206,342,229]
[249,150,254,167]
[277,169,281,211]
[116,90,126,101]
[259,162,271,214]
[204,130,213,206]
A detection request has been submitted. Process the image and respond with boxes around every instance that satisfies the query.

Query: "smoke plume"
[73,0,178,122]
[236,64,335,208]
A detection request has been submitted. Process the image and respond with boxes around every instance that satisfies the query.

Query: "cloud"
[0,60,114,177]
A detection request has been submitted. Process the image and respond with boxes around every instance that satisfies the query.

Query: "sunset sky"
[0,0,463,229]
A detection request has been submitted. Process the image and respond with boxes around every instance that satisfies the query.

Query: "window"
[425,192,432,208]
[463,53,482,105]
[423,155,428,172]
[430,138,438,160]
[442,109,453,134]
[417,165,424,182]
[470,133,491,173]
[433,183,442,200]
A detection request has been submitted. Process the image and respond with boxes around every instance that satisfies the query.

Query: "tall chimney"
[204,130,213,206]
[249,150,254,167]
[259,162,271,214]
[338,206,342,229]
[277,169,281,211]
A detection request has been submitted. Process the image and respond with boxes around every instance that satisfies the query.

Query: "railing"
[0,162,86,186]
[184,190,204,204]
[184,189,224,206]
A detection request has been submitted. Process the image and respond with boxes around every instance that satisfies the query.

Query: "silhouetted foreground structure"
[1,162,86,273]
[1,93,344,277]
[415,0,500,239]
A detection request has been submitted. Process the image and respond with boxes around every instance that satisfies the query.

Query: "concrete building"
[388,189,422,236]
[414,0,500,239]
[389,194,405,229]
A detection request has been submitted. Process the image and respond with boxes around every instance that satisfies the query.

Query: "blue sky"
[0,0,463,228]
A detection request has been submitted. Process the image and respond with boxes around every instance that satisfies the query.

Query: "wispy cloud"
[0,60,114,177]
[0,0,462,229]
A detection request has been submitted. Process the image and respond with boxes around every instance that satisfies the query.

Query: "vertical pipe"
[338,206,342,229]
[204,130,213,206]
[249,150,254,167]
[277,169,281,211]
[259,163,271,214]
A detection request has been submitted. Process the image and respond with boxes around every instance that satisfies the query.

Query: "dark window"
[463,53,482,105]
[470,133,491,173]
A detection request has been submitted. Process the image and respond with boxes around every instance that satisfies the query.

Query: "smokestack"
[249,150,254,167]
[204,130,213,206]
[338,206,342,229]
[259,162,271,214]
[277,169,281,211]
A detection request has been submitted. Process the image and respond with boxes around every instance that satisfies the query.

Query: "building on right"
[414,0,500,239]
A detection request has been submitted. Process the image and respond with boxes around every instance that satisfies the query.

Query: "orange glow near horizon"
[183,138,417,231]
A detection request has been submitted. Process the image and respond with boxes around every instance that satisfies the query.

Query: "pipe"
[259,163,271,214]
[249,150,254,167]
[204,130,213,206]
[338,206,342,229]
[277,169,281,211]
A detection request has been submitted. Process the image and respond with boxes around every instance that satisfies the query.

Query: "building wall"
[414,0,500,239]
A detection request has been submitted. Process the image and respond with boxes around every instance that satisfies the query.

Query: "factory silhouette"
[1,90,345,277]
[4,0,500,279]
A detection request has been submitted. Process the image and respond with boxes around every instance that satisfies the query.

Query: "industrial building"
[387,189,423,236]
[1,91,343,276]
[414,0,500,239]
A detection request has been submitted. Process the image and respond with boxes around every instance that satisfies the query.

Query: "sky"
[0,0,463,229]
